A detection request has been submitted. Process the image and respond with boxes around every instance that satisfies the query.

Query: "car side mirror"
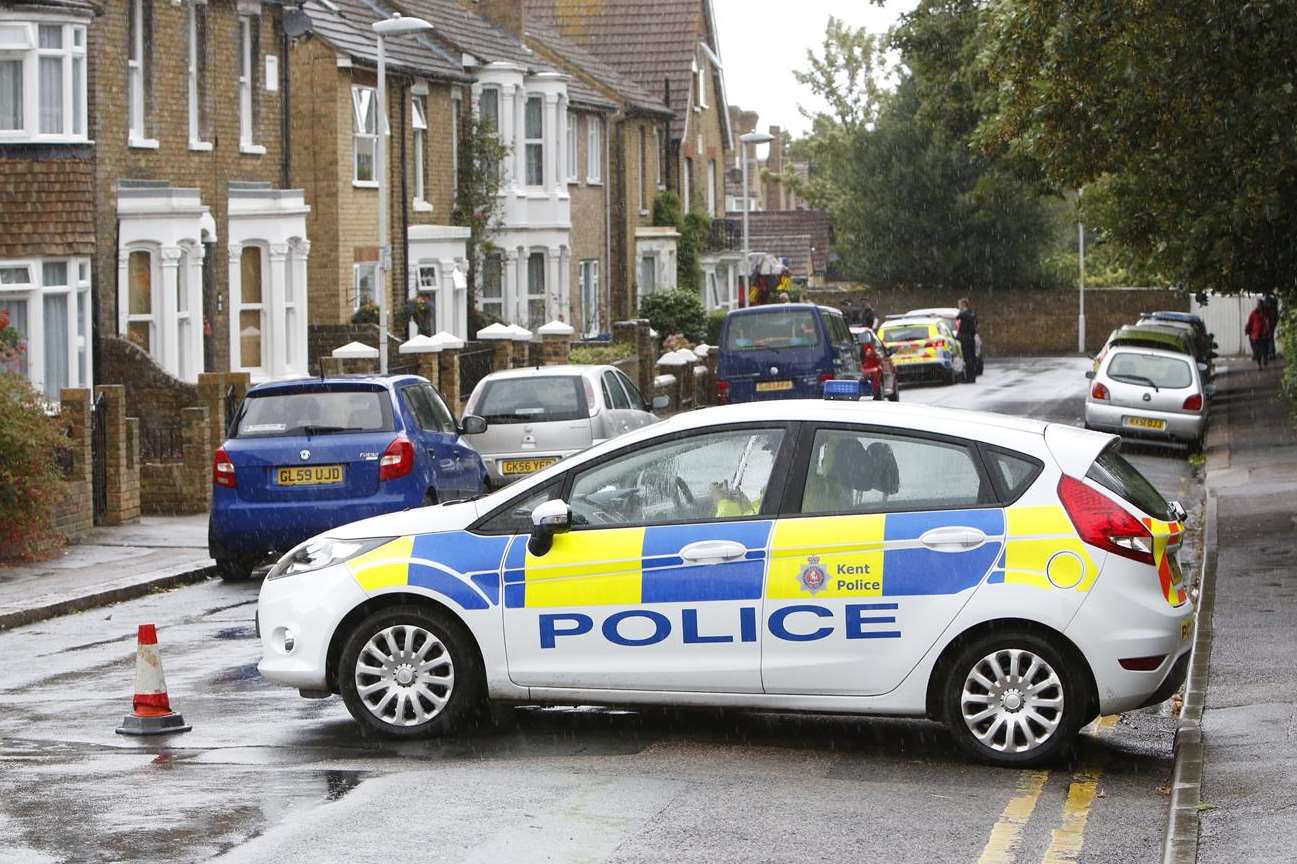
[651,394,670,411]
[1169,500,1188,523]
[527,499,571,556]
[1197,362,1209,373]
[459,414,488,435]
[1084,370,1095,380]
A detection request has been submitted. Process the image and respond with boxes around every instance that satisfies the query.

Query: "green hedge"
[0,373,66,559]
[570,342,635,365]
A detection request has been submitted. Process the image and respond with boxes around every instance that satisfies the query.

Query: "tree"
[651,191,711,294]
[452,113,511,332]
[980,0,1297,299]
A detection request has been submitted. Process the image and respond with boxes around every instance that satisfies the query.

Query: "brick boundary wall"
[139,406,212,516]
[98,336,200,433]
[806,285,1191,355]
[48,389,95,543]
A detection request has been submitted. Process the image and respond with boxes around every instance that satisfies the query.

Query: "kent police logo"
[799,555,828,595]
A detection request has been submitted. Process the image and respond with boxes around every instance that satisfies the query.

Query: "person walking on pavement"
[1262,294,1279,361]
[956,298,978,383]
[1246,299,1272,370]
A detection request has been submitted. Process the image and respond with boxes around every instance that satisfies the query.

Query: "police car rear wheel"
[943,631,1081,767]
[339,606,481,738]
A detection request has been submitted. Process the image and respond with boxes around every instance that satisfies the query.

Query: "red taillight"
[819,372,834,383]
[1057,475,1154,564]
[715,379,730,405]
[379,436,416,481]
[213,446,236,489]
[924,339,944,349]
[1182,394,1203,412]
[1091,382,1109,400]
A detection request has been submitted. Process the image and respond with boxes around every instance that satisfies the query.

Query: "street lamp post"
[372,14,434,373]
[739,131,772,309]
[1077,187,1086,354]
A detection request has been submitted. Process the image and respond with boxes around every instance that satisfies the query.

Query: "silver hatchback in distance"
[1085,346,1209,448]
[463,365,663,487]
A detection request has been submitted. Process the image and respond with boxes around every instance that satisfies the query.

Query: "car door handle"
[919,526,987,552]
[679,540,748,564]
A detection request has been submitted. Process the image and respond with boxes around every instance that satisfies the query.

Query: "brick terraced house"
[0,0,99,402]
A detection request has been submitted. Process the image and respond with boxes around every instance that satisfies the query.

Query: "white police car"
[256,391,1193,767]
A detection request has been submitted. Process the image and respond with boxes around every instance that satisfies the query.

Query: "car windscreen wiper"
[299,425,360,436]
[1112,374,1159,391]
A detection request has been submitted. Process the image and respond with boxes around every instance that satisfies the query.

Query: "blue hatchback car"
[714,304,862,403]
[208,375,488,580]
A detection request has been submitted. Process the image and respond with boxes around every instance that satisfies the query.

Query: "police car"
[256,388,1193,767]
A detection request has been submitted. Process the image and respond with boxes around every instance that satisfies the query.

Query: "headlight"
[267,536,395,580]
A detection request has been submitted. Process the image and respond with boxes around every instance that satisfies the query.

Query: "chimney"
[468,0,524,36]
[767,125,783,173]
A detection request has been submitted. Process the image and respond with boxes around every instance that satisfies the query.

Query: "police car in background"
[256,386,1193,767]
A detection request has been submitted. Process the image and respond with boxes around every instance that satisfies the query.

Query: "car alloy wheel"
[960,648,1063,754]
[354,624,455,727]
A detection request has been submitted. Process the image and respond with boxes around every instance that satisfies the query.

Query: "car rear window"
[235,389,394,437]
[474,376,587,424]
[1107,352,1192,389]
[982,447,1043,504]
[724,310,822,351]
[880,324,930,343]
[1086,444,1171,520]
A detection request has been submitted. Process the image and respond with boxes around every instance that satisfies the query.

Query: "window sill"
[353,180,379,189]
[129,137,160,150]
[567,177,579,186]
[240,143,267,156]
[189,140,213,152]
[413,200,434,213]
[586,178,603,187]
[1,135,93,145]
[639,209,649,217]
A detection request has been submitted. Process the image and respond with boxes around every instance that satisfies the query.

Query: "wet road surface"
[0,356,1201,864]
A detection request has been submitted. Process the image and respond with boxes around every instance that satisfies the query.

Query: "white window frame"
[478,252,504,322]
[351,85,378,187]
[638,254,656,299]
[525,250,546,329]
[238,14,264,154]
[696,57,708,110]
[524,95,544,188]
[412,94,430,209]
[416,262,438,335]
[638,125,648,214]
[566,110,578,183]
[123,245,157,360]
[234,244,267,375]
[477,85,501,184]
[586,114,602,184]
[579,259,599,337]
[707,158,716,215]
[0,19,87,144]
[0,256,91,403]
[353,261,377,310]
[126,0,156,147]
[451,90,462,199]
[187,4,210,151]
[682,157,692,211]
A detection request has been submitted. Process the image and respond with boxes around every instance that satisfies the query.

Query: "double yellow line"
[974,715,1114,864]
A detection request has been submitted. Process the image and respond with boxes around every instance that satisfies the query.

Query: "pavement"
[0,515,214,631]
[0,356,1210,864]
[1193,360,1297,863]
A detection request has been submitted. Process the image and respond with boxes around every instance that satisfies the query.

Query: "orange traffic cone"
[116,624,191,736]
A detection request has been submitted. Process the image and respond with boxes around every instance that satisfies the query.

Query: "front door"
[502,425,792,693]
[763,425,1004,696]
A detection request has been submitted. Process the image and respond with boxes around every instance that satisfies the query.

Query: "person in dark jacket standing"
[956,298,978,383]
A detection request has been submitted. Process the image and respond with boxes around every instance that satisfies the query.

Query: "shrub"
[0,373,66,560]
[639,289,707,343]
[351,303,380,325]
[1280,306,1297,425]
[705,309,727,346]
[0,307,25,372]
[570,342,635,365]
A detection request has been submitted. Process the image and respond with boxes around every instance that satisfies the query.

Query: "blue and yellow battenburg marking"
[346,531,511,610]
[986,506,1098,591]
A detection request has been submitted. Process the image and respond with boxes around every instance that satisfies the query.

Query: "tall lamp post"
[372,13,433,373]
[1077,187,1086,354]
[739,131,772,308]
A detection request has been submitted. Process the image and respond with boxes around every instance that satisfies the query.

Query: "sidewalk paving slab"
[0,514,214,631]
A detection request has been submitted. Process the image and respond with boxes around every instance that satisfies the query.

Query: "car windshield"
[474,376,586,424]
[880,324,930,343]
[1107,352,1193,388]
[724,310,822,350]
[235,389,394,437]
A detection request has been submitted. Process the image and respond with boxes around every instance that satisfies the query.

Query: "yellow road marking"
[976,770,1050,864]
[1040,771,1100,863]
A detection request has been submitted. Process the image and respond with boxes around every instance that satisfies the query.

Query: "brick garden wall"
[806,286,1192,355]
[98,336,200,434]
[49,389,96,543]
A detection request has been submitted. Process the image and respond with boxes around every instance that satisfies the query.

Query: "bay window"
[126,249,154,354]
[238,246,265,372]
[0,258,91,401]
[478,87,499,180]
[0,18,87,141]
[526,251,546,328]
[524,96,544,187]
[412,95,428,207]
[352,86,377,185]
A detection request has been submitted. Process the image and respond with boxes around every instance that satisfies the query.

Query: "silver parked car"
[1085,346,1208,448]
[463,365,663,487]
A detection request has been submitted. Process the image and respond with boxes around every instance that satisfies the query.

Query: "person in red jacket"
[1245,299,1272,370]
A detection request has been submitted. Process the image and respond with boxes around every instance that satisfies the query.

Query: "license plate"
[1180,618,1193,642]
[276,465,345,486]
[500,457,558,475]
[756,380,793,393]
[1124,416,1167,431]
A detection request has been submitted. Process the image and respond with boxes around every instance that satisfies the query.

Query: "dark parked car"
[714,304,861,403]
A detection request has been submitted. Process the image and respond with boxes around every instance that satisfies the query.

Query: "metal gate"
[91,393,107,521]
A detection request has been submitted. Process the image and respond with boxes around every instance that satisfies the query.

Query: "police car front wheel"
[338,605,483,738]
[942,630,1085,767]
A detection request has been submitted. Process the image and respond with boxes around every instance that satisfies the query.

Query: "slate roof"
[522,0,711,138]
[5,0,100,13]
[303,0,468,81]
[737,210,834,277]
[524,24,671,116]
